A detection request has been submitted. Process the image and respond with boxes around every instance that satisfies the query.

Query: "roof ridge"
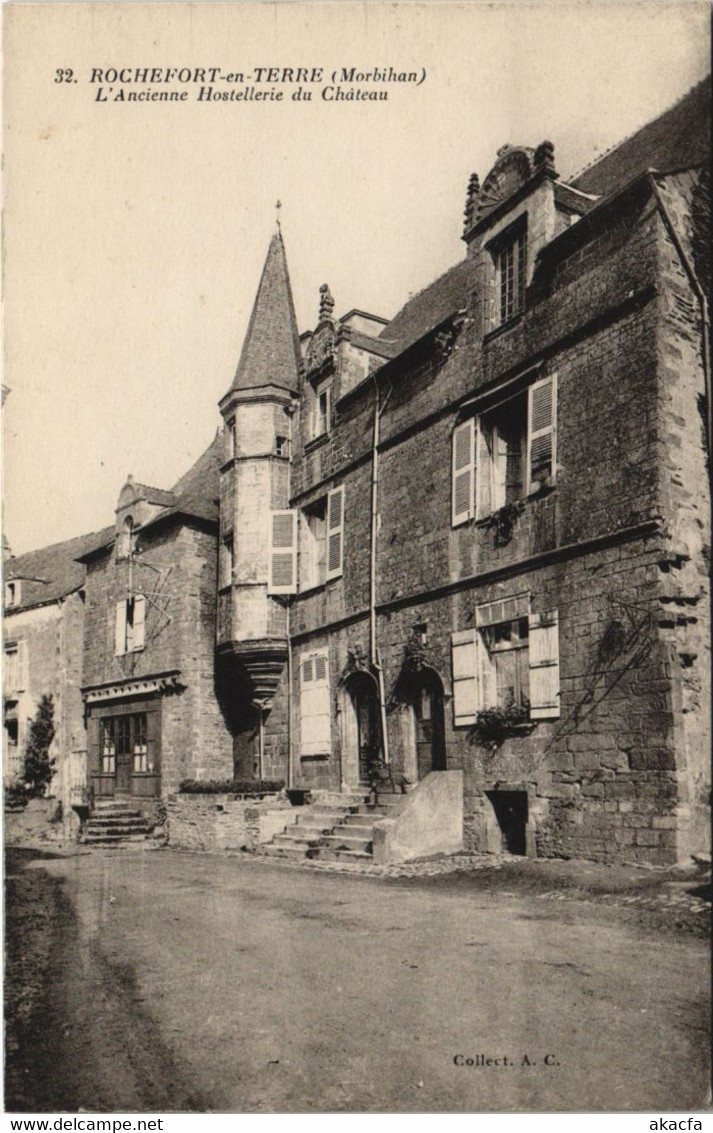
[6,524,115,565]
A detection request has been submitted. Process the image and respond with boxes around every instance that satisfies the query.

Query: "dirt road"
[5,847,710,1112]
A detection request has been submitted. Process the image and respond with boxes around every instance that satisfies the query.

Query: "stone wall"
[281,169,709,864]
[83,520,233,797]
[166,793,295,851]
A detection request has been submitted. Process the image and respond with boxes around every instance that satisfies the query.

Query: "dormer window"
[4,581,21,607]
[117,517,136,560]
[311,381,331,441]
[492,218,528,327]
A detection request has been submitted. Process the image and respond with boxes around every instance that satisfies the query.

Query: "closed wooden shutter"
[452,418,477,525]
[16,640,28,691]
[326,487,344,580]
[528,374,557,489]
[300,652,331,755]
[451,630,478,726]
[529,611,561,719]
[130,595,146,651]
[477,631,497,710]
[114,601,127,656]
[268,511,297,594]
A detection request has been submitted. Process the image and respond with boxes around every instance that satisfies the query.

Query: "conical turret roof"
[229,231,301,394]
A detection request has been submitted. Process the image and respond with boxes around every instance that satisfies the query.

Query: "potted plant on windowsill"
[470,703,535,748]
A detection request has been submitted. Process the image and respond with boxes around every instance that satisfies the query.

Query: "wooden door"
[114,715,132,794]
[414,673,446,780]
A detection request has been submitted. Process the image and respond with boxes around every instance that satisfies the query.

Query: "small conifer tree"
[22,694,56,798]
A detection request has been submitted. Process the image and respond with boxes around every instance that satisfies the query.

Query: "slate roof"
[4,527,114,612]
[228,231,302,395]
[572,78,711,198]
[125,482,177,508]
[377,257,476,355]
[165,432,221,525]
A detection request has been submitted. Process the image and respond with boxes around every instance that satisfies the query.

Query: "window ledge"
[483,312,524,344]
[300,753,330,762]
[304,434,330,455]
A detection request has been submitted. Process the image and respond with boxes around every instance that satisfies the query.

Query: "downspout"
[370,375,391,765]
[650,174,711,473]
[286,600,293,790]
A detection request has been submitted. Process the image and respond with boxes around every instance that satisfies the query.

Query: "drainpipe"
[370,376,391,765]
[257,710,265,780]
[286,602,293,790]
[650,174,711,473]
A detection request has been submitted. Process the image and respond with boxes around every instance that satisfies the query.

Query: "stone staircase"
[80,797,155,846]
[256,789,405,864]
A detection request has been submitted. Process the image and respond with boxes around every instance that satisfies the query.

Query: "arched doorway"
[343,671,381,785]
[411,668,446,780]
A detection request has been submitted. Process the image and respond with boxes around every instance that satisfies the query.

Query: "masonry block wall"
[284,150,709,862]
[83,520,232,797]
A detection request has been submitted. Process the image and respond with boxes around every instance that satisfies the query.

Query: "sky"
[2,1,710,556]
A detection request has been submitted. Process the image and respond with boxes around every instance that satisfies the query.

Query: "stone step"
[309,792,368,807]
[83,829,151,838]
[293,820,334,835]
[256,844,309,861]
[85,817,149,831]
[359,802,401,816]
[341,814,381,830]
[271,833,321,850]
[307,804,360,818]
[312,847,373,863]
[92,803,143,816]
[320,834,373,853]
[81,831,154,845]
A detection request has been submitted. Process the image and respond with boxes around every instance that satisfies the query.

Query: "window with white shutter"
[326,487,344,580]
[452,419,477,525]
[115,601,127,656]
[127,595,146,652]
[529,611,561,719]
[115,595,146,655]
[300,651,331,755]
[451,629,478,726]
[527,374,557,491]
[268,510,297,594]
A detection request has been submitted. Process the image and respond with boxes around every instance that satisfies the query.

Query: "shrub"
[22,695,56,798]
[178,778,285,796]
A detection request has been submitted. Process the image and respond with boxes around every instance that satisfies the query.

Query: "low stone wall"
[166,793,297,852]
[4,798,65,845]
[372,771,464,864]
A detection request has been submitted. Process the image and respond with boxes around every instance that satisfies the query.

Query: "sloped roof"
[122,481,177,508]
[228,231,301,395]
[166,432,221,524]
[572,78,711,197]
[4,526,114,611]
[378,257,476,354]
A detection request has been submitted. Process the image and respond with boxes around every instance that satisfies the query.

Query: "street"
[5,847,710,1113]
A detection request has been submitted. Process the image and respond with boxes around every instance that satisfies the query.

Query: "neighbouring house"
[76,443,235,819]
[4,78,710,863]
[3,529,112,818]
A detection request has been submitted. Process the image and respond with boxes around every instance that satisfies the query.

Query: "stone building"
[4,78,709,863]
[76,442,234,813]
[3,529,111,812]
[220,78,710,864]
